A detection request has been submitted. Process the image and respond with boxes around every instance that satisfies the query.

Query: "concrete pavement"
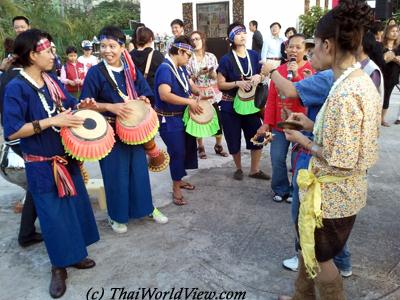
[0,93,399,300]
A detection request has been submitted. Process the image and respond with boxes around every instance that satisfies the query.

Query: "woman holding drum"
[187,31,228,159]
[154,36,203,206]
[80,26,168,234]
[217,22,271,181]
[3,29,99,298]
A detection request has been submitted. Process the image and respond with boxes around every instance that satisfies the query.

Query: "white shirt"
[261,35,285,62]
[77,55,98,75]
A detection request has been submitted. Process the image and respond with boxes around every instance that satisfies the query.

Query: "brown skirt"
[297,215,356,262]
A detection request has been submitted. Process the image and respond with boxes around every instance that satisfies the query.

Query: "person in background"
[166,19,185,51]
[261,22,284,69]
[387,17,397,27]
[372,20,385,42]
[281,27,297,64]
[60,46,85,98]
[187,30,228,159]
[78,40,98,75]
[249,20,263,56]
[130,26,164,106]
[51,42,62,77]
[381,24,400,126]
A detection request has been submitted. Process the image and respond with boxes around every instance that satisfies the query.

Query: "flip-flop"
[180,182,195,190]
[173,194,187,206]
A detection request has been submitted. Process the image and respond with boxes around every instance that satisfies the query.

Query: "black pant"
[10,144,38,242]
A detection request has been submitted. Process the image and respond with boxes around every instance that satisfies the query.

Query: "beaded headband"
[35,38,51,52]
[99,35,125,45]
[172,42,194,53]
[229,26,246,42]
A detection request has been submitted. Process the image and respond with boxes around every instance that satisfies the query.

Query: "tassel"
[52,156,77,198]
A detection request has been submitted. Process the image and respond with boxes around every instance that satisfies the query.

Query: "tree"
[299,6,329,38]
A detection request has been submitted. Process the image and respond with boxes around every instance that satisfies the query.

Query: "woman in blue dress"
[80,26,168,234]
[3,29,99,299]
[154,36,203,205]
[217,22,270,181]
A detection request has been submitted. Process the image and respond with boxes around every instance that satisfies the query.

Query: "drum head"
[118,101,150,127]
[70,109,108,141]
[190,100,214,124]
[238,83,256,101]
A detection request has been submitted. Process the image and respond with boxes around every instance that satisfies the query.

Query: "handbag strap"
[144,50,154,79]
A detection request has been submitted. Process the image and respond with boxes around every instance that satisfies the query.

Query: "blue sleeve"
[293,71,334,107]
[3,81,27,138]
[134,66,153,98]
[80,67,101,100]
[216,55,231,78]
[156,64,174,87]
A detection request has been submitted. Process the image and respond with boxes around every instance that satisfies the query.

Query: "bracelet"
[32,120,42,134]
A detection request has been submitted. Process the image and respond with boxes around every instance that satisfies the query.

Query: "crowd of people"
[0,0,392,298]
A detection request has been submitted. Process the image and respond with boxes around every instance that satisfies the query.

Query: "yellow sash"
[297,168,351,278]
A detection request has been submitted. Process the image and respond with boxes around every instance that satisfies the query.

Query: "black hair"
[170,19,184,27]
[362,31,376,57]
[370,21,385,35]
[136,27,154,47]
[227,22,246,50]
[168,35,192,56]
[12,16,30,26]
[285,27,297,36]
[270,22,281,29]
[249,20,258,28]
[13,29,49,67]
[66,46,77,55]
[98,25,126,44]
[315,0,373,54]
[288,33,306,43]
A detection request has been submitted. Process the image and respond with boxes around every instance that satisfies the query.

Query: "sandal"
[214,144,228,157]
[198,146,207,159]
[173,194,187,206]
[249,170,271,180]
[180,181,195,190]
[381,121,390,127]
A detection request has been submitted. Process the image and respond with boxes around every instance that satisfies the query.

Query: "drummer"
[217,22,270,181]
[2,29,99,298]
[80,26,168,234]
[154,36,203,205]
[187,30,228,159]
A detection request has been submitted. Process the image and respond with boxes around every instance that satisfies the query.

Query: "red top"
[263,61,314,131]
[65,61,85,93]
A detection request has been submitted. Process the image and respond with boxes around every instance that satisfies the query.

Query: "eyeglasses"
[182,50,192,58]
[191,37,201,42]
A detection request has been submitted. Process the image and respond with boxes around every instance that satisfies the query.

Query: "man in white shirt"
[166,19,185,52]
[78,40,98,75]
[261,22,284,68]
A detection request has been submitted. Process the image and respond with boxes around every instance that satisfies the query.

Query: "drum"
[0,143,27,190]
[143,139,170,172]
[60,109,116,161]
[116,100,159,145]
[233,82,260,115]
[183,99,220,138]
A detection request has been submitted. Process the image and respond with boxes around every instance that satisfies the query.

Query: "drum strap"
[154,108,183,117]
[98,62,119,92]
[144,50,154,79]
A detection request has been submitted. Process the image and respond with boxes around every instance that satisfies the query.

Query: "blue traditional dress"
[3,73,99,268]
[154,58,198,181]
[216,50,263,154]
[80,62,154,223]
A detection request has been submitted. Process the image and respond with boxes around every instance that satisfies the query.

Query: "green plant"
[299,6,329,38]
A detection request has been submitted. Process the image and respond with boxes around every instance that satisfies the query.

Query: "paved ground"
[0,94,399,300]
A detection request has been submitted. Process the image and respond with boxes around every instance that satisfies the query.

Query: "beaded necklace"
[165,55,190,95]
[232,49,253,78]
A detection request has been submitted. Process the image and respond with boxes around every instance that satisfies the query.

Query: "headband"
[229,26,246,42]
[99,35,125,45]
[35,38,51,52]
[172,42,194,53]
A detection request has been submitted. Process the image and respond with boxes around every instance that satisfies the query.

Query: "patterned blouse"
[307,73,381,219]
[186,51,221,102]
